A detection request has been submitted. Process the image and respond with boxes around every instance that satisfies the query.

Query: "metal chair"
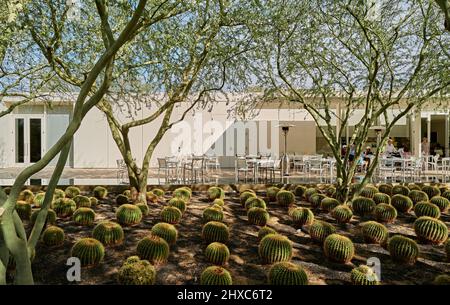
[183,156,205,184]
[235,156,253,182]
[267,158,283,182]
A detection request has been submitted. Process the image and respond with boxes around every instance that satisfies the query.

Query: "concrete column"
[427,114,431,147]
[336,102,341,145]
[445,114,449,157]
[412,110,421,158]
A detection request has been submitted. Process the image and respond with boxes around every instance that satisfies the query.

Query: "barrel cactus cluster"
[136,234,170,265]
[117,256,156,285]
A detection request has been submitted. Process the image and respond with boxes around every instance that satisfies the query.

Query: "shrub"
[42,226,65,246]
[208,186,225,201]
[350,265,379,285]
[323,234,354,264]
[360,185,378,199]
[200,266,232,285]
[240,191,256,206]
[65,186,81,199]
[392,185,410,196]
[152,188,165,197]
[309,220,336,244]
[373,193,391,205]
[360,221,388,244]
[268,262,308,285]
[310,193,326,210]
[351,197,376,217]
[414,202,441,219]
[160,206,182,224]
[378,184,393,195]
[374,203,397,223]
[15,201,32,221]
[31,209,57,227]
[259,234,292,264]
[202,221,229,243]
[73,195,91,208]
[408,190,429,205]
[421,185,440,199]
[321,197,340,212]
[248,207,270,226]
[173,187,191,202]
[33,192,45,207]
[258,226,277,240]
[304,188,319,202]
[413,216,448,244]
[136,234,170,265]
[391,194,413,213]
[72,207,96,226]
[168,198,187,213]
[116,204,143,226]
[70,238,105,267]
[93,186,108,199]
[116,194,129,205]
[290,207,314,227]
[205,242,230,265]
[52,198,77,218]
[151,222,178,245]
[387,235,419,265]
[294,185,307,199]
[18,189,34,204]
[245,197,267,210]
[93,221,124,246]
[117,256,156,285]
[430,196,450,213]
[266,186,280,202]
[276,190,295,206]
[331,205,353,224]
[136,203,150,216]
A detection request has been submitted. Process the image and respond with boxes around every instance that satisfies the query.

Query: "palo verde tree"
[97,0,256,199]
[252,0,450,202]
[0,0,181,285]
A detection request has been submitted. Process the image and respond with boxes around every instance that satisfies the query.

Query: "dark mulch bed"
[26,189,450,285]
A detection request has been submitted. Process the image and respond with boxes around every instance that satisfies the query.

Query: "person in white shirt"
[385,139,396,154]
[421,137,430,156]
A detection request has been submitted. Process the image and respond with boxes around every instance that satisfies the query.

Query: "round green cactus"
[136,203,150,216]
[116,204,143,226]
[202,221,229,243]
[240,191,256,206]
[323,234,354,264]
[53,188,66,199]
[276,190,295,206]
[360,221,388,244]
[350,265,379,285]
[93,186,108,199]
[414,202,441,219]
[52,198,77,218]
[205,242,230,265]
[414,216,448,245]
[407,184,422,191]
[290,207,314,227]
[258,226,277,240]
[310,220,337,244]
[247,207,270,226]
[15,201,32,221]
[387,235,419,265]
[137,234,170,265]
[31,208,57,227]
[92,221,124,246]
[259,234,292,264]
[373,193,391,205]
[392,185,410,196]
[73,195,91,208]
[70,238,105,267]
[432,275,450,285]
[160,206,182,224]
[374,203,398,223]
[321,197,340,212]
[294,185,307,199]
[391,194,413,213]
[89,197,98,206]
[208,186,225,201]
[173,187,191,202]
[152,188,165,197]
[304,188,319,202]
[245,197,267,210]
[324,186,336,198]
[408,190,429,205]
[212,198,225,207]
[168,198,187,213]
[442,190,450,202]
[268,262,308,285]
[266,187,280,202]
[200,266,232,285]
[117,256,156,285]
[18,189,34,204]
[211,203,224,211]
[421,185,440,199]
[122,189,131,198]
[351,197,376,217]
[116,194,129,205]
[151,222,178,245]
[310,193,326,210]
[430,196,450,213]
[360,185,378,199]
[378,184,393,195]
[72,207,96,226]
[331,205,353,224]
[42,226,65,246]
[146,191,158,203]
[33,192,45,207]
[65,186,81,199]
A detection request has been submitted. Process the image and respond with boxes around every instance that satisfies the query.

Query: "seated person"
[363,146,374,171]
[385,139,396,156]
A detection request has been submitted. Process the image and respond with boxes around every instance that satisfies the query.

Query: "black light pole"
[281,125,292,176]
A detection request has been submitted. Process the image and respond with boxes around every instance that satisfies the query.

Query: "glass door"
[14,116,43,165]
